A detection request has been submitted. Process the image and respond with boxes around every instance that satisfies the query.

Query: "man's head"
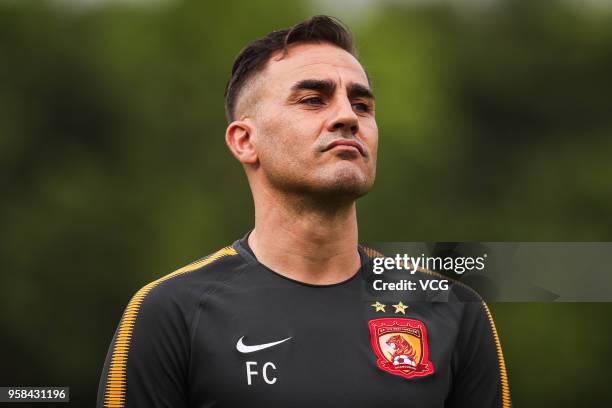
[224,16,378,205]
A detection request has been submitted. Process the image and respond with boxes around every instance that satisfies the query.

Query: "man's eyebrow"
[290,79,336,94]
[347,82,375,100]
[289,79,375,101]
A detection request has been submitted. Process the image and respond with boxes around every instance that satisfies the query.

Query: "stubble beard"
[255,121,376,210]
[263,159,375,210]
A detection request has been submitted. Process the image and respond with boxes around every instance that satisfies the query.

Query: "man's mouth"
[324,140,365,156]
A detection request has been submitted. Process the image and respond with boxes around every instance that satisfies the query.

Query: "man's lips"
[324,140,365,156]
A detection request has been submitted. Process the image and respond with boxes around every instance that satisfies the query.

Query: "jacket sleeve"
[445,300,511,408]
[97,281,191,408]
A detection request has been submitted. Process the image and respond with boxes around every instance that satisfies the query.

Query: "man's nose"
[327,98,359,135]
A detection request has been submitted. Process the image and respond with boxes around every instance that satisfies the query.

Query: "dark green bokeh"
[1,0,611,406]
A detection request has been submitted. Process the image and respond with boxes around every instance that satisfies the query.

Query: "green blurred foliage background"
[1,0,611,406]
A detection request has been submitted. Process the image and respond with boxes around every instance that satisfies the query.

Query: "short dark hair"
[224,15,357,122]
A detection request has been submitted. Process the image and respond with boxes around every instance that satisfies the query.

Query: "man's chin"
[315,169,374,200]
[265,164,375,202]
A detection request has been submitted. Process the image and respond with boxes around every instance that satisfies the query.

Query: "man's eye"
[352,102,371,113]
[301,97,323,106]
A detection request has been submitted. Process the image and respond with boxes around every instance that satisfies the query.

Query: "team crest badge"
[368,318,435,379]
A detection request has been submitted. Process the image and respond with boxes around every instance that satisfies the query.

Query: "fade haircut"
[224,15,357,123]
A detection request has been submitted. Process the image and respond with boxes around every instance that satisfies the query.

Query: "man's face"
[244,42,378,201]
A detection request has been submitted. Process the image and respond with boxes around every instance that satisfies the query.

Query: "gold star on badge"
[371,301,386,312]
[393,301,408,314]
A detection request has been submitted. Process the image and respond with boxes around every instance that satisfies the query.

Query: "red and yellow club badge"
[368,318,435,379]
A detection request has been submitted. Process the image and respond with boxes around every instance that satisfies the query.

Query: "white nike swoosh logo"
[236,336,292,353]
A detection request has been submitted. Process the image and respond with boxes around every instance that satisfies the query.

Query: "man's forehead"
[263,43,369,90]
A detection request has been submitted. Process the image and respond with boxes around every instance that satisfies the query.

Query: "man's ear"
[225,120,258,165]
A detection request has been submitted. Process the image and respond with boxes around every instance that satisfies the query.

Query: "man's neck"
[248,192,361,285]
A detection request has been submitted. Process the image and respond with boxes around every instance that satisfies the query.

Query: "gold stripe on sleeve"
[482,301,512,408]
[103,246,237,408]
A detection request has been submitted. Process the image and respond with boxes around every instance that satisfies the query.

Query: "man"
[97,16,510,407]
